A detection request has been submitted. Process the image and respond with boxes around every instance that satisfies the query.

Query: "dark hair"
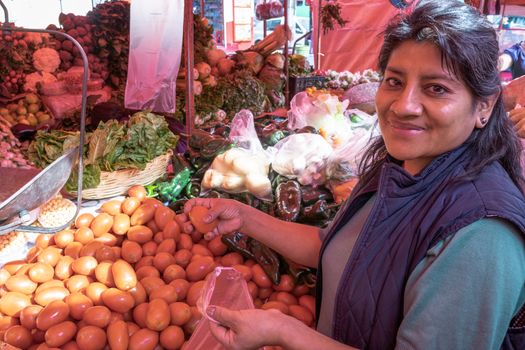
[358,0,525,190]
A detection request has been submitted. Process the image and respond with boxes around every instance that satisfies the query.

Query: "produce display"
[321,68,382,91]
[0,94,52,127]
[0,116,33,169]
[176,16,292,128]
[0,186,316,349]
[27,111,179,191]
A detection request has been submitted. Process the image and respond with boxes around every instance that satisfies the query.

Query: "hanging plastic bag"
[124,0,183,113]
[255,0,284,21]
[201,110,273,200]
[185,267,258,350]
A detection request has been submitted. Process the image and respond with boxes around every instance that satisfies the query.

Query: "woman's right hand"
[183,198,245,240]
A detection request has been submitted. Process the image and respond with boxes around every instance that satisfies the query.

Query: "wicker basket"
[79,150,172,200]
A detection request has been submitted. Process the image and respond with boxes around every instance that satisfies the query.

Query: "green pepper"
[301,186,333,205]
[185,179,202,199]
[156,168,191,202]
[283,258,316,287]
[276,180,302,222]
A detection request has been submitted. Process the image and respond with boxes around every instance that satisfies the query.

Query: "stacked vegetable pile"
[27,112,179,191]
[321,68,382,90]
[0,185,315,349]
[0,25,50,98]
[87,1,130,90]
[47,13,109,82]
[176,17,296,128]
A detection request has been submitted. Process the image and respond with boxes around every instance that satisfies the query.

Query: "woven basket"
[79,150,172,200]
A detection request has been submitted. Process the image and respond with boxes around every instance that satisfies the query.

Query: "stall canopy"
[311,0,413,72]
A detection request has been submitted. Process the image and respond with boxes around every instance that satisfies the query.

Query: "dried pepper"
[301,186,333,206]
[276,180,302,222]
[300,200,331,222]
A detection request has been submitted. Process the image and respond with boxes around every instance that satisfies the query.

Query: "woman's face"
[376,40,487,175]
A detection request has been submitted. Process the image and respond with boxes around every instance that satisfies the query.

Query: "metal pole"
[316,0,322,70]
[0,0,8,24]
[184,0,195,142]
[0,26,87,233]
[284,0,289,106]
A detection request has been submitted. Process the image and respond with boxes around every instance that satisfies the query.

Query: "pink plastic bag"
[185,267,256,349]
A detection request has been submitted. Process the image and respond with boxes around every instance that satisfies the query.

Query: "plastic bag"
[201,110,273,200]
[255,0,284,21]
[185,267,256,350]
[324,110,378,181]
[287,91,352,148]
[272,133,334,186]
[124,0,183,113]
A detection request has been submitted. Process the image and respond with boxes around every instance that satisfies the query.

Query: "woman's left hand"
[207,306,286,350]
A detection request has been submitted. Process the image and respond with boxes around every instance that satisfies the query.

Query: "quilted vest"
[316,144,525,350]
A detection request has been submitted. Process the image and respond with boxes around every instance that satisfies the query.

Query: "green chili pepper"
[200,139,234,159]
[300,199,331,222]
[156,168,191,202]
[221,232,255,260]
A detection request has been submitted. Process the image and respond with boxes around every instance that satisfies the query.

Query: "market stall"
[0,0,383,349]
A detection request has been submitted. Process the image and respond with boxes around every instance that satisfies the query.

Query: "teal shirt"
[318,198,525,348]
[396,218,525,350]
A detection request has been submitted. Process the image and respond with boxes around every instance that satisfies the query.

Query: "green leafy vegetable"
[29,112,178,191]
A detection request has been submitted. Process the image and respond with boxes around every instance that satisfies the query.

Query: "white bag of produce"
[272,133,333,186]
[287,90,352,148]
[124,0,183,113]
[201,110,273,200]
[323,109,378,180]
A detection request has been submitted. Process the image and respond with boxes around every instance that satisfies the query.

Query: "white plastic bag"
[272,133,334,186]
[124,0,183,113]
[287,91,352,147]
[325,110,379,181]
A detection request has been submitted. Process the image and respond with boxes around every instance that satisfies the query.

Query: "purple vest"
[316,145,525,349]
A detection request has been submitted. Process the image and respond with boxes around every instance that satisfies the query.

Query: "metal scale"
[0,0,87,235]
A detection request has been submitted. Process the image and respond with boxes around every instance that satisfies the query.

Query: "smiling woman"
[179,1,525,350]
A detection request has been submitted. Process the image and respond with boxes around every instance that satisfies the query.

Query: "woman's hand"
[509,105,525,138]
[183,198,245,240]
[207,306,286,350]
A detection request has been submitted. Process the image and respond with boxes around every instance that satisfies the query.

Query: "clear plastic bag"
[185,267,256,350]
[124,0,183,113]
[324,110,378,182]
[287,91,352,148]
[272,133,334,186]
[201,110,273,200]
[255,0,284,21]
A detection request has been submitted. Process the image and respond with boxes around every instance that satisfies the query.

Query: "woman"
[183,1,525,349]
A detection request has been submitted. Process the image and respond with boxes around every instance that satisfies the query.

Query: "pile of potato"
[0,186,315,349]
[0,94,52,127]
